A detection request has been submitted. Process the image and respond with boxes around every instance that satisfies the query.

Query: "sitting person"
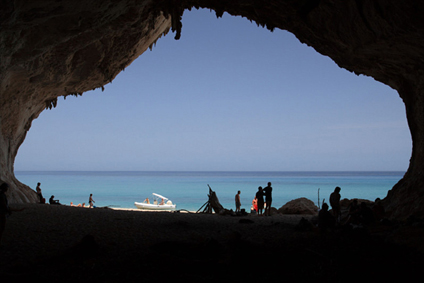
[144,198,150,204]
[359,202,375,226]
[318,203,335,232]
[49,195,61,205]
[344,199,361,225]
[160,198,164,205]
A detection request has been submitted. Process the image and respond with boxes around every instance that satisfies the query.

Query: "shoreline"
[2,203,424,281]
[15,170,401,214]
[109,207,195,213]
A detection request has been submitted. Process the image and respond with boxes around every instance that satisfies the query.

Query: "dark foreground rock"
[1,204,424,282]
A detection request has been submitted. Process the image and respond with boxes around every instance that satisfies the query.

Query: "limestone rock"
[340,198,373,209]
[0,0,171,203]
[338,198,374,220]
[1,1,424,219]
[278,197,318,215]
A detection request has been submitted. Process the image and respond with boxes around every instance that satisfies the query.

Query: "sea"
[15,171,405,212]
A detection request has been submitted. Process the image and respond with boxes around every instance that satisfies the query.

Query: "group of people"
[319,186,385,231]
[37,182,95,208]
[143,197,166,205]
[70,194,95,208]
[235,182,273,216]
[1,181,97,247]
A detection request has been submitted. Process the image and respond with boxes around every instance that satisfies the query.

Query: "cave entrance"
[14,9,410,207]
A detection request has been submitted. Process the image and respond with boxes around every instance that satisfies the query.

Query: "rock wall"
[0,0,171,203]
[1,0,424,219]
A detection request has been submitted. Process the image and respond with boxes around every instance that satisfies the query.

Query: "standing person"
[0,182,11,246]
[89,194,95,208]
[255,186,264,216]
[36,182,43,204]
[263,182,273,216]
[235,191,241,212]
[329,186,341,222]
[252,196,258,213]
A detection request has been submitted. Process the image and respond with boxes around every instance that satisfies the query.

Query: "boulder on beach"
[338,198,375,219]
[339,198,373,208]
[278,198,319,215]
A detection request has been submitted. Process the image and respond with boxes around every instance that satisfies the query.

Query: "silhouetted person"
[256,186,264,216]
[318,203,335,232]
[0,182,11,246]
[235,190,241,212]
[89,194,95,208]
[49,195,61,205]
[330,187,341,222]
[263,182,273,216]
[36,182,44,204]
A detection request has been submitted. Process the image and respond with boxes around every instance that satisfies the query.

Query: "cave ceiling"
[1,0,424,218]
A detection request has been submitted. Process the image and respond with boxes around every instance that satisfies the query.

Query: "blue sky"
[15,9,411,171]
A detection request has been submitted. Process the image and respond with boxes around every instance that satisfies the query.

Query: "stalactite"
[45,98,57,110]
[171,5,183,40]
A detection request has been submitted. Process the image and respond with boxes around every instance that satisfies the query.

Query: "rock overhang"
[1,0,424,219]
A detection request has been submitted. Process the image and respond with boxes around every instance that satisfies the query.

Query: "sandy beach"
[1,204,424,282]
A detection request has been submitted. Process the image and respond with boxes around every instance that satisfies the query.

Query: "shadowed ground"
[1,204,424,282]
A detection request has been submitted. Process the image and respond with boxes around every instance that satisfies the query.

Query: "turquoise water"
[15,171,404,211]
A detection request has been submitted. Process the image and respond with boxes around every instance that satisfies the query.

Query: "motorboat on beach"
[134,193,176,210]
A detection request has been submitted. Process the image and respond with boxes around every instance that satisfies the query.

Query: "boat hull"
[134,202,176,210]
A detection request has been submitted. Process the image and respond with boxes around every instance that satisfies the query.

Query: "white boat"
[134,193,176,210]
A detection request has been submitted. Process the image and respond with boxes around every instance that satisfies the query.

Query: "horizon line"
[15,170,407,173]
